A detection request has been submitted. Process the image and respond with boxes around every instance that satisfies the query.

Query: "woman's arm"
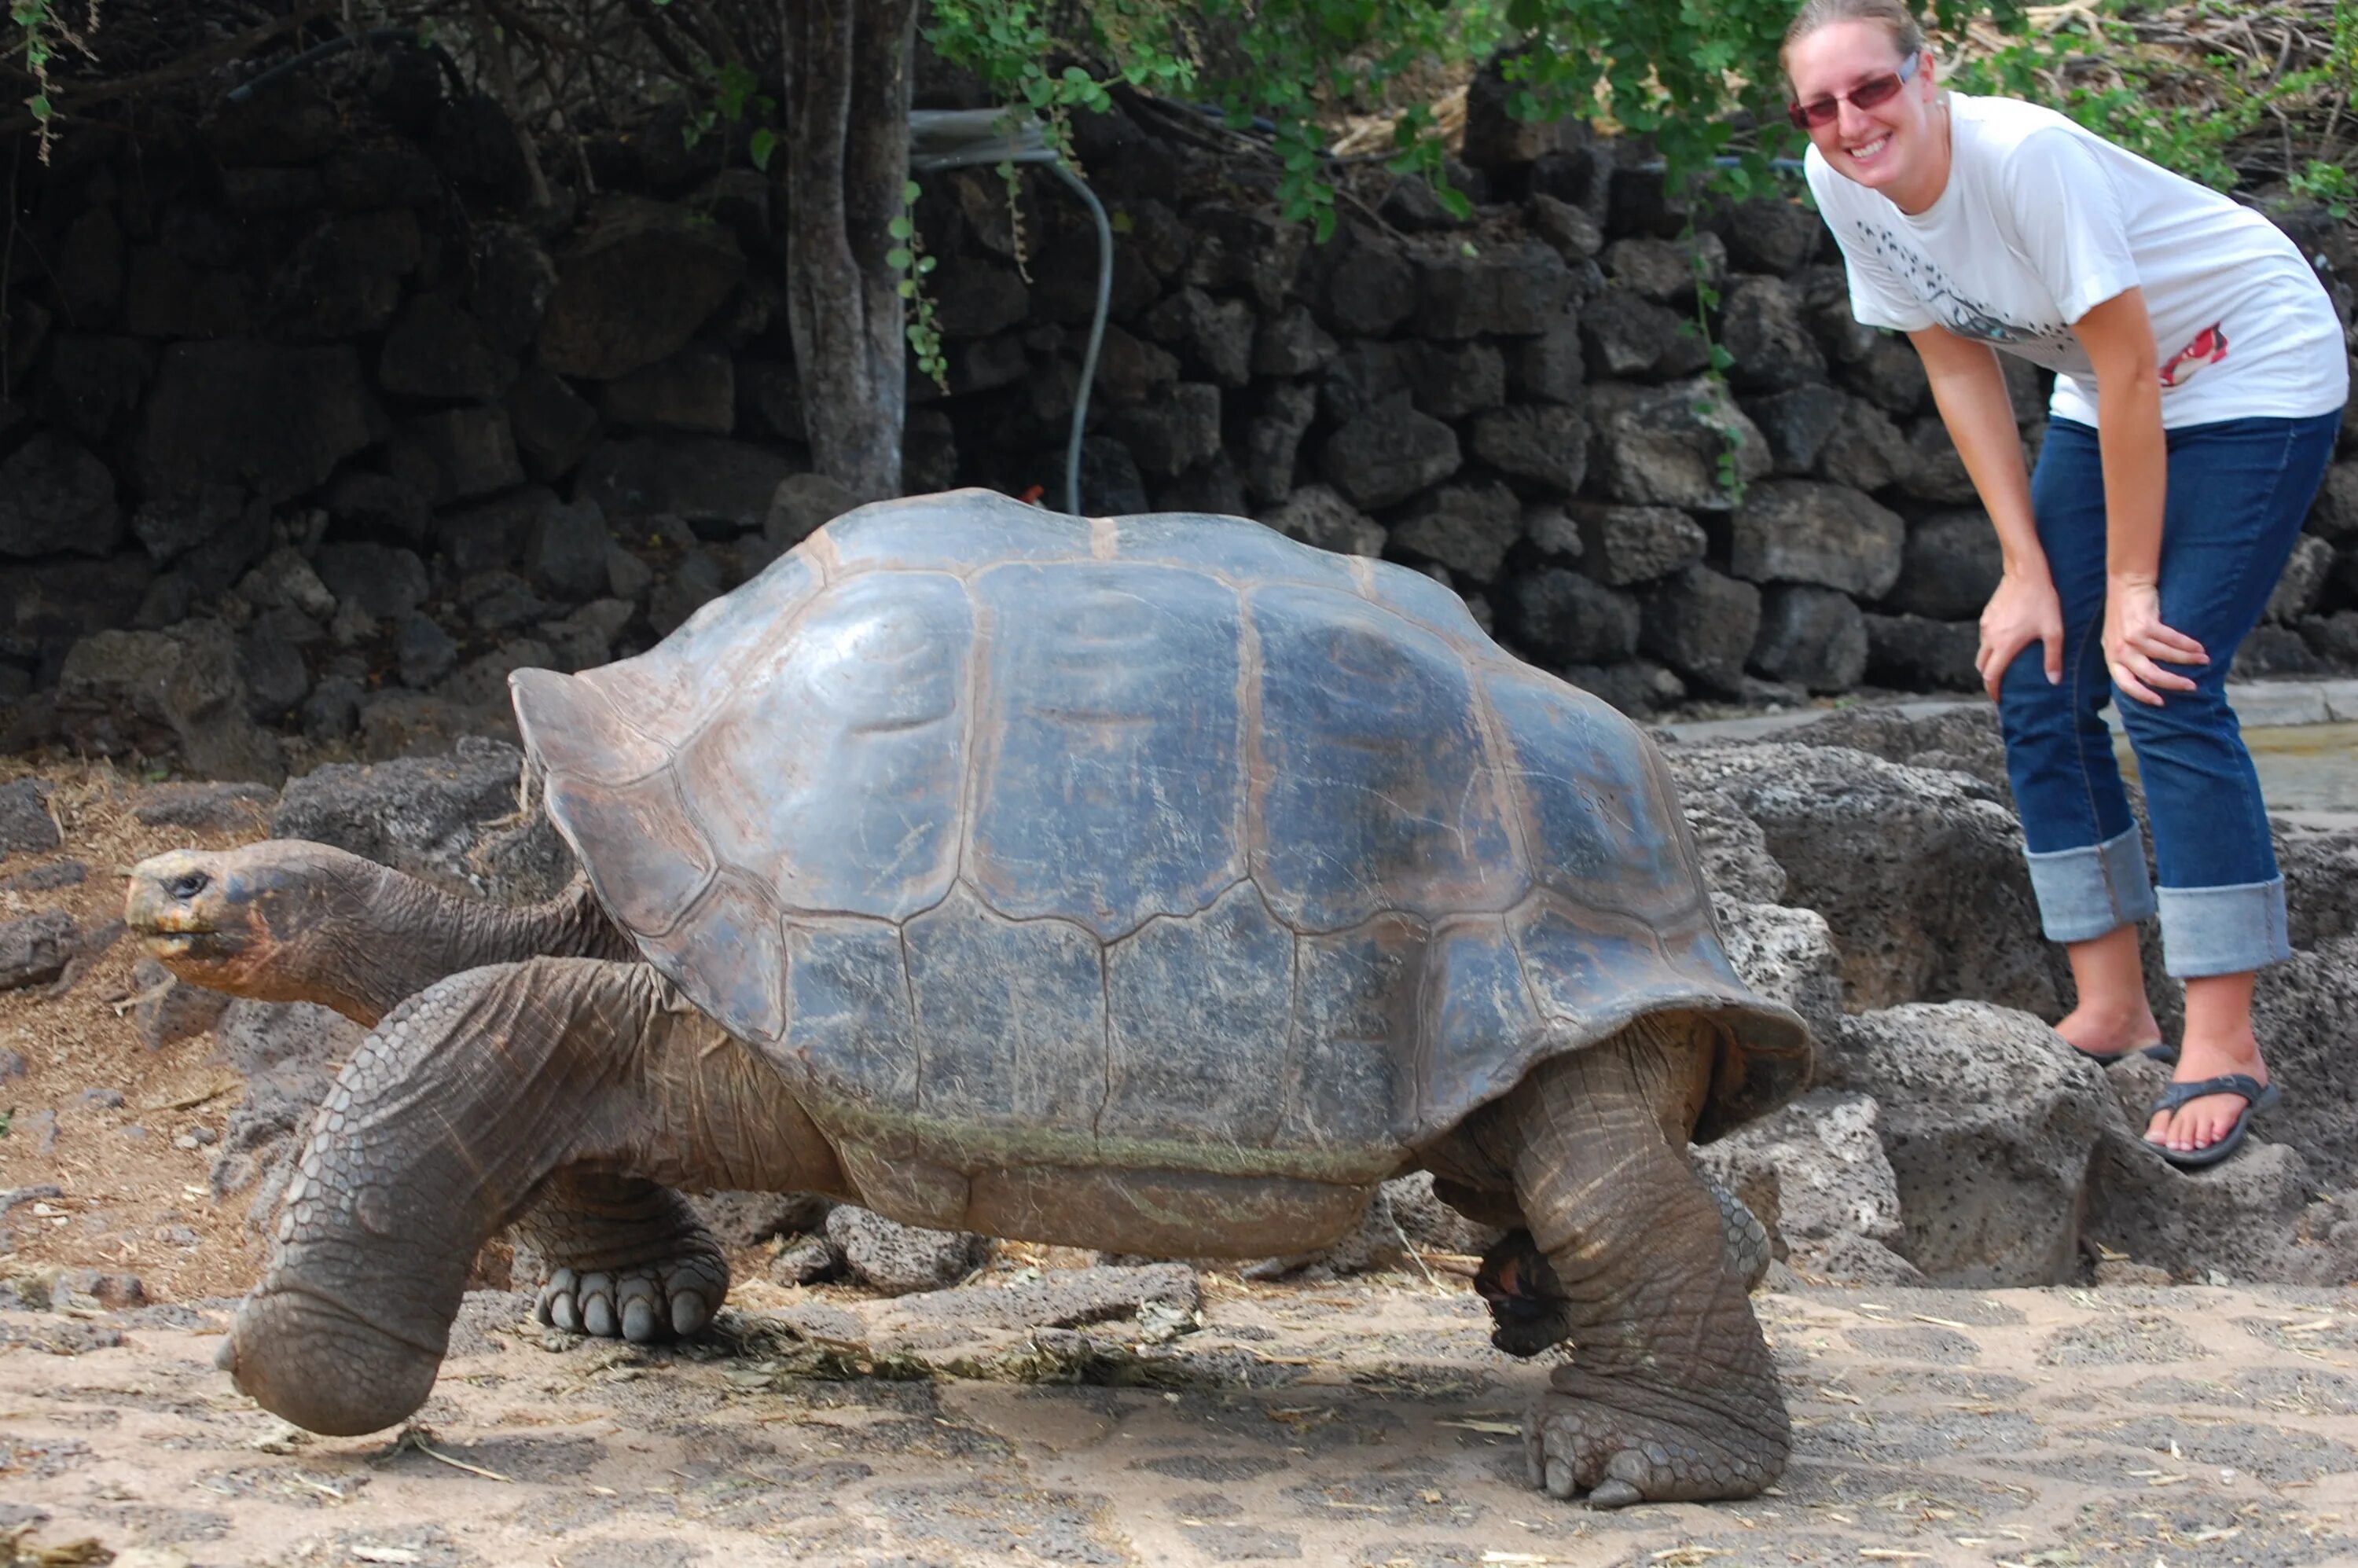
[2070,286,2206,705]
[1908,323,2062,700]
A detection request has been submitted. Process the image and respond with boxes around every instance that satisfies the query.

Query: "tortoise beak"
[124,850,233,963]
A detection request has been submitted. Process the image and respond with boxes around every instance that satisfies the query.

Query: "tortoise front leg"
[1491,1026,1791,1507]
[220,957,843,1436]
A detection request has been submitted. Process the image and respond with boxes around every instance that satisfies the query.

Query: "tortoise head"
[124,841,389,1019]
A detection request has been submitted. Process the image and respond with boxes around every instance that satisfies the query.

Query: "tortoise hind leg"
[515,1173,729,1342]
[1488,1022,1790,1507]
[1469,1166,1773,1356]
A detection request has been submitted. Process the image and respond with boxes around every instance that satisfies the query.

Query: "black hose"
[1046,160,1111,517]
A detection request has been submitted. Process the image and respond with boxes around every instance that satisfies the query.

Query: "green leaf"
[902,180,922,204]
[26,92,48,121]
[716,61,758,121]
[887,215,914,240]
[886,246,913,270]
[749,128,777,172]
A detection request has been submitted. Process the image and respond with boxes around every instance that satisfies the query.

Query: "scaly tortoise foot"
[1522,1364,1786,1507]
[538,1246,729,1342]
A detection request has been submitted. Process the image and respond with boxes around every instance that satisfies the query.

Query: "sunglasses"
[1786,53,1920,132]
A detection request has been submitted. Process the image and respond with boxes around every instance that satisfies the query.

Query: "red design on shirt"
[2158,323,2228,388]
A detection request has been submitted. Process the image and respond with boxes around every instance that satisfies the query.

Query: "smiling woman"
[1784,0,2349,1172]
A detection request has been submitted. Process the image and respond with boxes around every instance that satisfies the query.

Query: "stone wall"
[2,51,2355,777]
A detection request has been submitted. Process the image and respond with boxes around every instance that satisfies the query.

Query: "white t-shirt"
[1805,94,2348,428]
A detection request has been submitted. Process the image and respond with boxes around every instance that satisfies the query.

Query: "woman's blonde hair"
[1781,0,1928,79]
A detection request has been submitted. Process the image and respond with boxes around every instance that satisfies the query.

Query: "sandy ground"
[7,1276,2358,1566]
[6,762,2358,1565]
[0,759,280,1309]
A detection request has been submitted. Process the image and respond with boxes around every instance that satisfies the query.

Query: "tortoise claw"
[616,1276,661,1343]
[535,1254,727,1344]
[541,1268,582,1332]
[579,1273,619,1338]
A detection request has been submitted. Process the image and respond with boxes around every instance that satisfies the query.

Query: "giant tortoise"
[127,489,1813,1505]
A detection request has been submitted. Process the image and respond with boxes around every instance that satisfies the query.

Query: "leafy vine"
[10,0,97,157]
[887,178,950,390]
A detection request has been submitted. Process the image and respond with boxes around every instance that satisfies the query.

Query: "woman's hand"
[1977,568,2066,702]
[2103,575,2207,706]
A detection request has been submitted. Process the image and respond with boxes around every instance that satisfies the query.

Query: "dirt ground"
[0,758,280,1309]
[6,762,2358,1566]
[8,1277,2358,1566]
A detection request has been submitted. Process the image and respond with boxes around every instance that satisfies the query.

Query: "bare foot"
[2147,1026,2268,1157]
[2053,998,2162,1062]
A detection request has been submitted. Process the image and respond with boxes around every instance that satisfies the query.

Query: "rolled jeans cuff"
[2157,878,2292,979]
[2024,826,2157,943]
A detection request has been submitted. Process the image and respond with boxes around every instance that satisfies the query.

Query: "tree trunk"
[779,0,916,502]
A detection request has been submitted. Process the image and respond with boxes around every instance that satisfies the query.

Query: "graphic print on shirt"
[2158,323,2229,388]
[1854,221,2077,362]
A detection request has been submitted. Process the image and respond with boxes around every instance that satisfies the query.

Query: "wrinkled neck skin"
[294,864,639,1027]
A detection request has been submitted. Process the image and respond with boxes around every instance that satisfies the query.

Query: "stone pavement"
[6,1276,2358,1566]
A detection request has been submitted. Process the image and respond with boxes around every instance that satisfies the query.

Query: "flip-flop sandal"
[2068,1041,2176,1067]
[2145,1074,2279,1170]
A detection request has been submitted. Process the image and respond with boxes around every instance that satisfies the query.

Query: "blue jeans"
[1999,409,2342,979]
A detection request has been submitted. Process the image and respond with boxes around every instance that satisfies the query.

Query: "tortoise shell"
[511,490,1809,1191]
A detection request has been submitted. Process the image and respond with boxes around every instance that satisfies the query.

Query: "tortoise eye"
[166,869,211,901]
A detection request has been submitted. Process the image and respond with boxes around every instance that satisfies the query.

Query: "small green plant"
[679,57,779,171]
[887,180,950,389]
[9,0,95,157]
[2290,160,2355,220]
[994,102,1071,284]
[1669,231,1748,505]
[997,158,1032,281]
[1946,3,2349,198]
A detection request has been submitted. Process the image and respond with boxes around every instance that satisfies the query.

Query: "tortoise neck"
[323,867,636,1026]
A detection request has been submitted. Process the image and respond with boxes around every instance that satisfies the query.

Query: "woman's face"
[1785,20,1939,198]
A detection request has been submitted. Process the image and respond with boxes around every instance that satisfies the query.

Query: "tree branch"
[618,0,704,79]
[471,0,553,207]
[0,2,343,137]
